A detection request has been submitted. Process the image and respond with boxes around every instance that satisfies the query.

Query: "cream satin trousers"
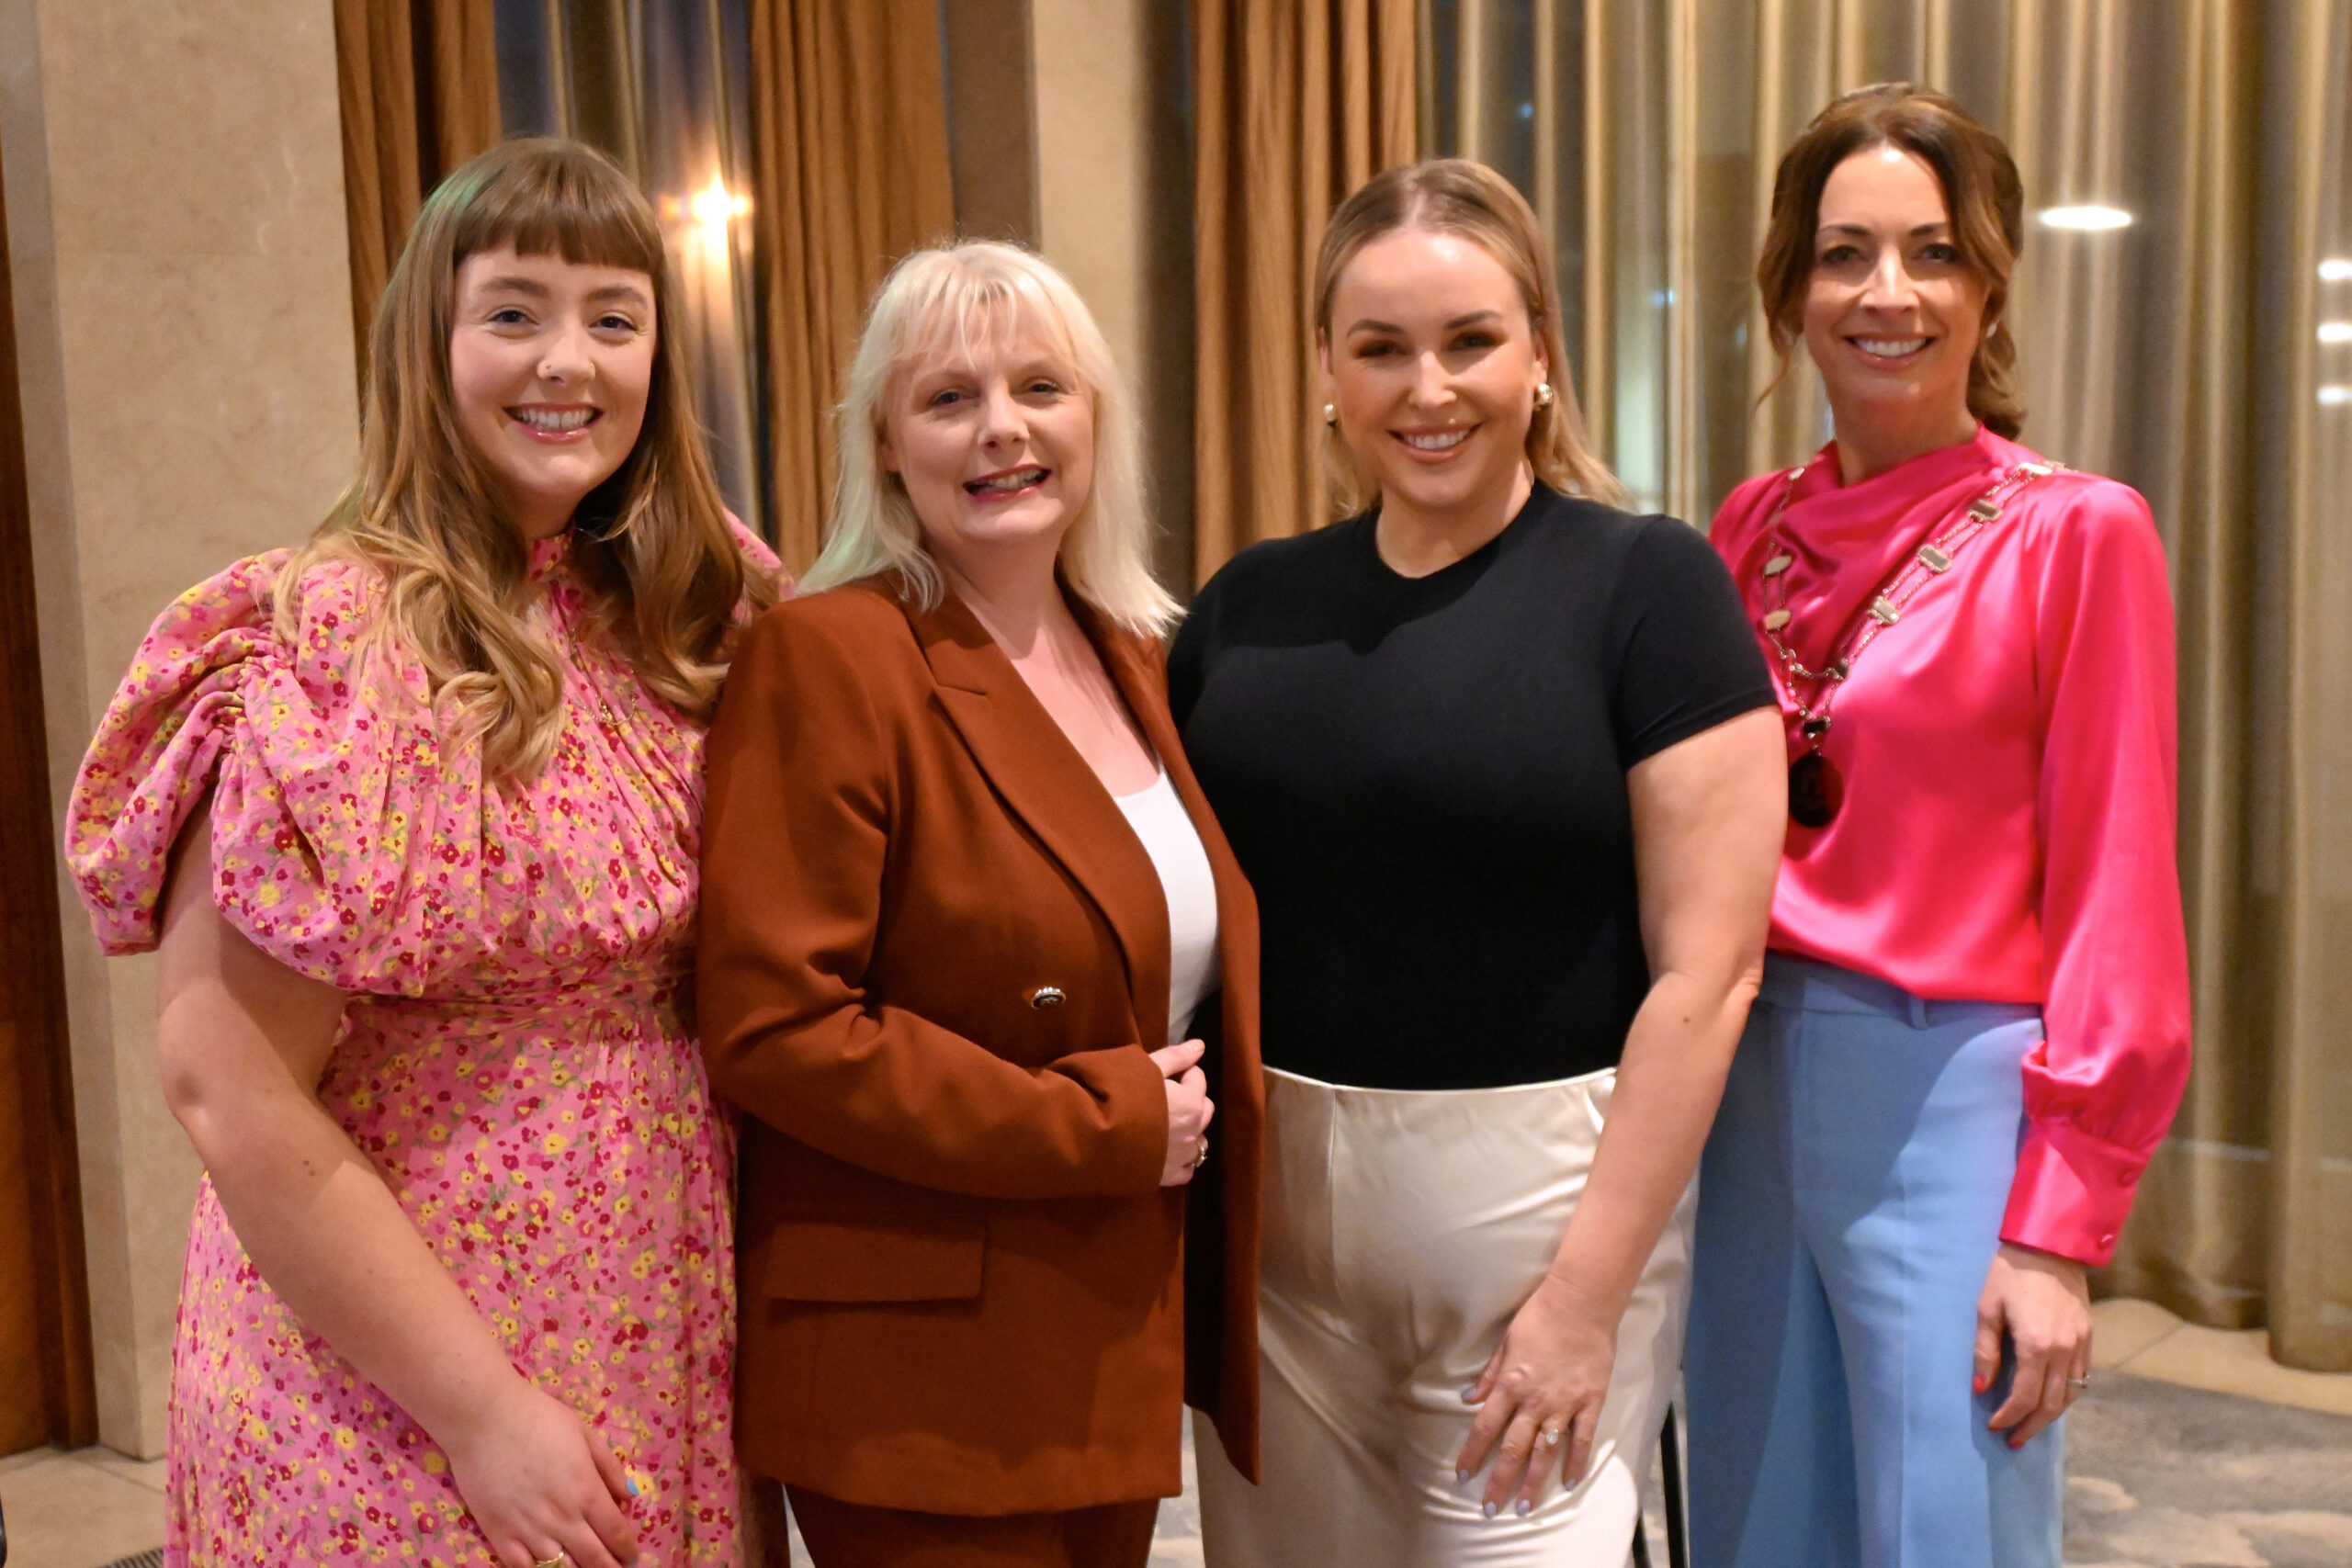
[1197,1065,1694,1568]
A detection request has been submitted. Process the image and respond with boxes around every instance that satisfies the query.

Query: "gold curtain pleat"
[332,0,503,371]
[747,0,956,571]
[1431,0,2352,1371]
[1190,0,1418,579]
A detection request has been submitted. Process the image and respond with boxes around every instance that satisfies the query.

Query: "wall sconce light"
[689,178,752,230]
[2319,386,2351,406]
[2321,322,2352,344]
[2320,259,2352,282]
[2037,206,2133,231]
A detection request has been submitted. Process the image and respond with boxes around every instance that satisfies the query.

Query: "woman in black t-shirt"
[1173,160,1784,1567]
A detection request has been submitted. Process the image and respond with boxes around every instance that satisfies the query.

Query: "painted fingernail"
[1482,1502,1498,1519]
[1455,1467,1469,1483]
[1515,1498,1532,1517]
[1973,1374,1987,1393]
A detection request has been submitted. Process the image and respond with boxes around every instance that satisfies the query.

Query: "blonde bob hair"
[798,241,1177,637]
[278,138,775,780]
[1314,159,1627,513]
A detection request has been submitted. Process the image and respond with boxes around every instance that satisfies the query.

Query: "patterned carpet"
[2064,1372,2352,1568]
[727,1379,2352,1568]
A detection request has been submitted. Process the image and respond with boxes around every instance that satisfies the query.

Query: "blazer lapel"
[907,588,1171,1043]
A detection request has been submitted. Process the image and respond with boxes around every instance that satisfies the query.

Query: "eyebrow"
[475,276,650,307]
[1346,310,1505,334]
[1815,221,1951,239]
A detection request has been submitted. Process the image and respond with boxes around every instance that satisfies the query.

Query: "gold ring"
[534,1554,572,1568]
[1192,1139,1210,1168]
[2066,1375,2090,1390]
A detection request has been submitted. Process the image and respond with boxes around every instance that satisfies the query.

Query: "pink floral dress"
[66,528,776,1565]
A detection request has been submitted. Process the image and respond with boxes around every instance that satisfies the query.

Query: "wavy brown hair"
[278,138,775,779]
[1757,84,2027,437]
[1313,158,1626,513]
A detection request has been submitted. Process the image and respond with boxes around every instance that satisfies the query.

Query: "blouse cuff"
[2000,1121,2150,1267]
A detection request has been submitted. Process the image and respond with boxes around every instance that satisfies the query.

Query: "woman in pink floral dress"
[65,141,777,1567]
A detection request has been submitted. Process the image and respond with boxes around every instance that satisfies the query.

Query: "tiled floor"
[0,1444,166,1568]
[7,1299,2346,1567]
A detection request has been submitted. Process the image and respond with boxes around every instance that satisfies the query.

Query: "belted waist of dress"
[348,958,692,1019]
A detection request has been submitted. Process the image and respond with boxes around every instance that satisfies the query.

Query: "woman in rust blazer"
[696,241,1262,1568]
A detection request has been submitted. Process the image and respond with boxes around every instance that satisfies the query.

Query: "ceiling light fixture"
[2037,206,2133,231]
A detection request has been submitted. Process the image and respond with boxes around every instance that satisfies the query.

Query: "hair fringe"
[278,138,776,780]
[800,240,1177,637]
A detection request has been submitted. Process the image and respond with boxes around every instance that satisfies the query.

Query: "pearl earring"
[1322,402,1338,427]
[1535,383,1555,409]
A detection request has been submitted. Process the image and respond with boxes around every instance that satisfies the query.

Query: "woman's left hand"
[1976,1242,2093,1447]
[1455,1276,1621,1518]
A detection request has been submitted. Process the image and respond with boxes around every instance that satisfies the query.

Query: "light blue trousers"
[1685,953,2064,1568]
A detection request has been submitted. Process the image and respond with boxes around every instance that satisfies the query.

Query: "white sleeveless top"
[1114,770,1222,1043]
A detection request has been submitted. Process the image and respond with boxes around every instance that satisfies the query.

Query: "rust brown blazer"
[696,577,1263,1516]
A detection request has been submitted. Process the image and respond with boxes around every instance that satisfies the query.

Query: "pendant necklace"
[1754,457,2061,828]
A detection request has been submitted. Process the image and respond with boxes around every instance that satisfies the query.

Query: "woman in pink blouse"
[1684,85,2189,1568]
[66,141,777,1567]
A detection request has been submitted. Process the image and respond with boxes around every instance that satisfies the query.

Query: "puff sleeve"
[65,553,496,994]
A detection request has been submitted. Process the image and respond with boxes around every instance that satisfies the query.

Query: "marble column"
[0,0,359,1456]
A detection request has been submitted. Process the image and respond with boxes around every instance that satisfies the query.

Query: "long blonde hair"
[1314,159,1626,513]
[799,241,1177,637]
[279,138,776,779]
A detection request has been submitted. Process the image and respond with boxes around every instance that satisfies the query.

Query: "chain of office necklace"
[1756,457,2062,826]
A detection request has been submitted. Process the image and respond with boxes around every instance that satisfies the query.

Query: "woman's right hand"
[1152,1038,1216,1186]
[441,1380,640,1568]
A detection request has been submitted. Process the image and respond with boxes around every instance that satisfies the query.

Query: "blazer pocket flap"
[763,1212,985,1303]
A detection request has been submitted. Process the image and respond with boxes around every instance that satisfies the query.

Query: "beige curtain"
[1429,0,2352,1371]
[333,0,503,371]
[747,0,957,570]
[1191,0,1419,578]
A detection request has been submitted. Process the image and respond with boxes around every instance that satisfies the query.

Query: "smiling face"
[447,246,657,539]
[1803,145,1988,443]
[878,311,1096,586]
[1320,227,1546,526]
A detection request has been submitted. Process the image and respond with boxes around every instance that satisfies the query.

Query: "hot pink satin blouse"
[1711,427,2189,1267]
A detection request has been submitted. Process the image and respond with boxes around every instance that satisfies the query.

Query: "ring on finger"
[2065,1375,2090,1390]
[1536,1424,1564,1449]
[533,1554,572,1568]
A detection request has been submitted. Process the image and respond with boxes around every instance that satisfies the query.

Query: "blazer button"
[1028,985,1067,1010]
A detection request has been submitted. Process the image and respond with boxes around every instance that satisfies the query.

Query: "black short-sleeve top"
[1169,484,1774,1090]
